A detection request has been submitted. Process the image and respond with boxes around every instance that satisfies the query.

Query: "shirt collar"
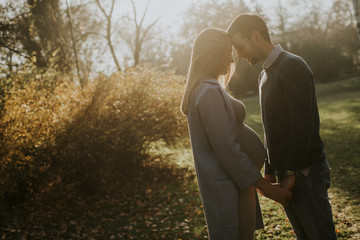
[262,44,284,69]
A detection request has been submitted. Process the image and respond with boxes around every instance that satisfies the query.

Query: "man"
[227,13,337,240]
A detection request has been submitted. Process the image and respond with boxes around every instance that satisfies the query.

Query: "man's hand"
[267,183,292,207]
[281,175,296,191]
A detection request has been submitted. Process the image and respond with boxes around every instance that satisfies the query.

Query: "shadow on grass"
[0,156,207,239]
[321,118,360,206]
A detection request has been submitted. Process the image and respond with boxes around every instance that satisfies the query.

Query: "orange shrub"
[0,66,187,204]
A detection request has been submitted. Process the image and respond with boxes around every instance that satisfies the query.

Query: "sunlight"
[124,0,195,31]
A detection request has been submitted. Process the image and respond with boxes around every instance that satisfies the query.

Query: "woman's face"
[217,41,234,76]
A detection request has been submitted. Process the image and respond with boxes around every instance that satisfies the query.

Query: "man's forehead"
[232,32,244,37]
[231,32,247,42]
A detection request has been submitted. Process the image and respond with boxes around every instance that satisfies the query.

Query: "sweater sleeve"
[263,134,276,175]
[281,58,315,172]
[197,85,261,190]
[264,157,276,175]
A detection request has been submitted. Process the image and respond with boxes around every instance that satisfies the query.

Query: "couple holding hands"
[181,13,337,240]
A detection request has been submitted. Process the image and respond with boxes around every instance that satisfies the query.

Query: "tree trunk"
[66,0,83,87]
[107,19,121,72]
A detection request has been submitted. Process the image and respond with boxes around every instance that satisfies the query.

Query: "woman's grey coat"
[186,78,264,239]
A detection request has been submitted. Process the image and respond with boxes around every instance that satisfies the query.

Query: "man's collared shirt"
[259,44,284,96]
[262,44,284,69]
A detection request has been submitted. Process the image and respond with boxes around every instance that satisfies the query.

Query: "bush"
[0,66,187,205]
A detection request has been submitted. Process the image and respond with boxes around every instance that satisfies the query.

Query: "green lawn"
[1,77,359,239]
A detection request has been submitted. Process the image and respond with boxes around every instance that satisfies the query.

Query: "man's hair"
[227,13,271,42]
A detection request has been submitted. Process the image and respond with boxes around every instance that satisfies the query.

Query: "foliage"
[0,72,73,204]
[0,0,71,73]
[272,0,358,83]
[0,66,187,206]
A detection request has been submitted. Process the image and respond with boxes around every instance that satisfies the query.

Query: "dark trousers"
[278,160,337,240]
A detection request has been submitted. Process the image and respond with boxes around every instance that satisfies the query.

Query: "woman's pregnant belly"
[237,123,265,171]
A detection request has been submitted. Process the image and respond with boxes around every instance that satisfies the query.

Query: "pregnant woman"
[180,28,290,239]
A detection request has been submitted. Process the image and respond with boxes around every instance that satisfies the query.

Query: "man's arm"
[282,58,315,172]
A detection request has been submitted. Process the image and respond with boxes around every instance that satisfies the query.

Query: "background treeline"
[1,0,358,87]
[0,0,359,206]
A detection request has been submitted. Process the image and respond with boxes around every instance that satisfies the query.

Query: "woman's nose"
[227,54,234,63]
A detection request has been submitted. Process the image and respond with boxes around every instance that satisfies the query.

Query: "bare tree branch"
[1,45,31,60]
[66,0,83,87]
[139,0,151,28]
[130,0,137,25]
[95,0,108,18]
[140,16,161,43]
[109,0,115,18]
[125,0,160,66]
[95,0,122,71]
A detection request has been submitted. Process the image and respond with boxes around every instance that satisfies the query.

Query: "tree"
[139,25,174,68]
[273,0,357,81]
[0,2,28,75]
[120,0,160,66]
[170,0,250,76]
[27,0,71,71]
[63,0,104,83]
[179,0,248,46]
[66,0,82,85]
[95,0,122,72]
[0,0,71,74]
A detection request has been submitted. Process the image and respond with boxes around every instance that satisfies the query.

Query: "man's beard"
[246,56,260,65]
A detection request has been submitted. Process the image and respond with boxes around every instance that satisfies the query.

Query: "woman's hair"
[180,28,233,115]
[227,13,271,42]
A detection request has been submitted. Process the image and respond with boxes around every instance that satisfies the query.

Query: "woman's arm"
[197,84,291,205]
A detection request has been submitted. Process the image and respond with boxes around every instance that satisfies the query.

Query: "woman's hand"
[255,177,292,207]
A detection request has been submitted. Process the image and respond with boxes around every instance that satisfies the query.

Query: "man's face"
[231,32,261,65]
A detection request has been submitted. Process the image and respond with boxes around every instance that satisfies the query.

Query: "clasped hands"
[260,174,295,207]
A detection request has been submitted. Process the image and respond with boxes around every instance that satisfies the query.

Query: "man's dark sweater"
[260,51,326,175]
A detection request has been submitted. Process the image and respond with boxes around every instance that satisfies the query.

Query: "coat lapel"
[203,79,238,132]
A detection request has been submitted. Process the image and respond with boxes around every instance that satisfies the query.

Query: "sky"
[123,0,268,29]
[133,0,195,26]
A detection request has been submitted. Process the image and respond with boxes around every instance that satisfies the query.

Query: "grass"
[242,76,360,239]
[0,76,359,239]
